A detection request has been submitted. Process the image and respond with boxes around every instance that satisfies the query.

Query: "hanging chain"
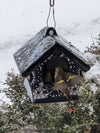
[46,0,56,28]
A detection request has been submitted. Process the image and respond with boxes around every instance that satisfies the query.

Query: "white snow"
[0,0,100,102]
[85,61,100,83]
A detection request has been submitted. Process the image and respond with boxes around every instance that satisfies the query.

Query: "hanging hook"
[50,0,55,7]
[46,0,56,28]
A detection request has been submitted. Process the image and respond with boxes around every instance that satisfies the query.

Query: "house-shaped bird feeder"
[14,27,90,103]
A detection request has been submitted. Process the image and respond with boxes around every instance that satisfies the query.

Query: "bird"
[43,70,52,84]
[54,66,83,99]
[66,72,83,87]
[54,66,69,100]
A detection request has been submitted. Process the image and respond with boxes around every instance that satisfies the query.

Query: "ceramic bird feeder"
[14,27,90,103]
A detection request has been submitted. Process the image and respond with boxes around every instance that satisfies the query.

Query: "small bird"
[66,72,83,87]
[54,66,69,99]
[54,66,83,99]
[43,71,52,84]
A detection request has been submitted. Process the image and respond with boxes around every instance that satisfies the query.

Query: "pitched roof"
[14,27,90,77]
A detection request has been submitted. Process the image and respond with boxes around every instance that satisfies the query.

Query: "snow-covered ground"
[0,0,100,103]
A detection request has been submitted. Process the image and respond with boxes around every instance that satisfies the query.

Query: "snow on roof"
[14,27,90,77]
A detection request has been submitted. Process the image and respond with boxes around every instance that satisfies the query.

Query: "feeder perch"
[14,27,90,103]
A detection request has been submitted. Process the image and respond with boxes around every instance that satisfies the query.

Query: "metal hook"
[50,0,55,7]
[46,0,56,28]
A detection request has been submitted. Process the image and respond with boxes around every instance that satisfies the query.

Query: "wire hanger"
[46,0,56,28]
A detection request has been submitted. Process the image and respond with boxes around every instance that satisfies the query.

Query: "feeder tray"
[14,27,90,103]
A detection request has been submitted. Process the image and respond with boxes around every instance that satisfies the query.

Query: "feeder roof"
[14,27,90,77]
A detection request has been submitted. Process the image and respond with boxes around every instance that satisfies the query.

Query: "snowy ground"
[0,0,100,103]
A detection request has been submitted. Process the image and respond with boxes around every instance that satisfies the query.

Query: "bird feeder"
[14,27,90,103]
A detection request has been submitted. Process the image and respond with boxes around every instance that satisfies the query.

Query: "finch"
[66,72,83,87]
[54,66,69,99]
[43,71,52,84]
[54,66,83,99]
